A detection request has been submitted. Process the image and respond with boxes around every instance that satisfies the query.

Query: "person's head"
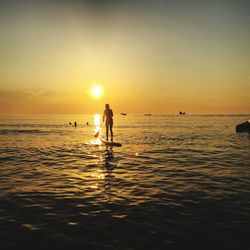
[105,104,110,110]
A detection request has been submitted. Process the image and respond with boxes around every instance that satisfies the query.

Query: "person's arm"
[111,110,113,117]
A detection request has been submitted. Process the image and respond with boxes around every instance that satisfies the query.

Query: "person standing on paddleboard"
[103,104,113,142]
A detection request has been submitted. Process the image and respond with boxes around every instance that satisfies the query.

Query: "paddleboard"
[101,138,122,147]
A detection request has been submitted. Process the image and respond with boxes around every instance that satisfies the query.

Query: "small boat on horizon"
[121,113,127,116]
[179,111,186,115]
[144,113,152,116]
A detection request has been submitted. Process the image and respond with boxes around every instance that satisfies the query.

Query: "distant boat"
[144,113,152,116]
[179,111,186,115]
[121,113,127,116]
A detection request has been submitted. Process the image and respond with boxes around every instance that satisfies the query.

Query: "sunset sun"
[90,85,103,99]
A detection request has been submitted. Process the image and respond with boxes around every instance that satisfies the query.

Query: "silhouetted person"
[74,121,77,127]
[86,122,89,126]
[103,104,113,142]
[69,122,72,125]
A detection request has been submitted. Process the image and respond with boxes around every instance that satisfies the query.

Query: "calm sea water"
[0,114,250,249]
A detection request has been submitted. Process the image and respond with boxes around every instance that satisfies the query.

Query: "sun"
[90,85,103,99]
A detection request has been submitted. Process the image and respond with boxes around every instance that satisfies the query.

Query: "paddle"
[94,122,103,138]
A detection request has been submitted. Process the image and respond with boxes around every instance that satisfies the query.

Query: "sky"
[0,0,249,114]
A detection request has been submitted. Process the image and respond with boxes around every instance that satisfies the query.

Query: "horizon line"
[0,113,249,116]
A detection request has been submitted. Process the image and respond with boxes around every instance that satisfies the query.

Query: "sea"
[0,114,249,250]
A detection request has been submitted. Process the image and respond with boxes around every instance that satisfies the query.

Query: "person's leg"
[105,123,109,141]
[110,121,113,142]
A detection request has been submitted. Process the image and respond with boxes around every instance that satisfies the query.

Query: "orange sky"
[0,0,249,114]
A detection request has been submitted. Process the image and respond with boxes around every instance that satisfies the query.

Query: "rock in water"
[236,121,250,133]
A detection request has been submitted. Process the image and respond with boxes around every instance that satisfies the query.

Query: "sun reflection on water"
[94,113,101,126]
[89,113,102,145]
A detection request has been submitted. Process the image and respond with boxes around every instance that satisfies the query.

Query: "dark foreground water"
[0,114,250,249]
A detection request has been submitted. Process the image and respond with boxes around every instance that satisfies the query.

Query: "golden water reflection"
[102,146,118,200]
[88,145,118,200]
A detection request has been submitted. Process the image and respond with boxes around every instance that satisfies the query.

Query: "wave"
[0,129,50,135]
